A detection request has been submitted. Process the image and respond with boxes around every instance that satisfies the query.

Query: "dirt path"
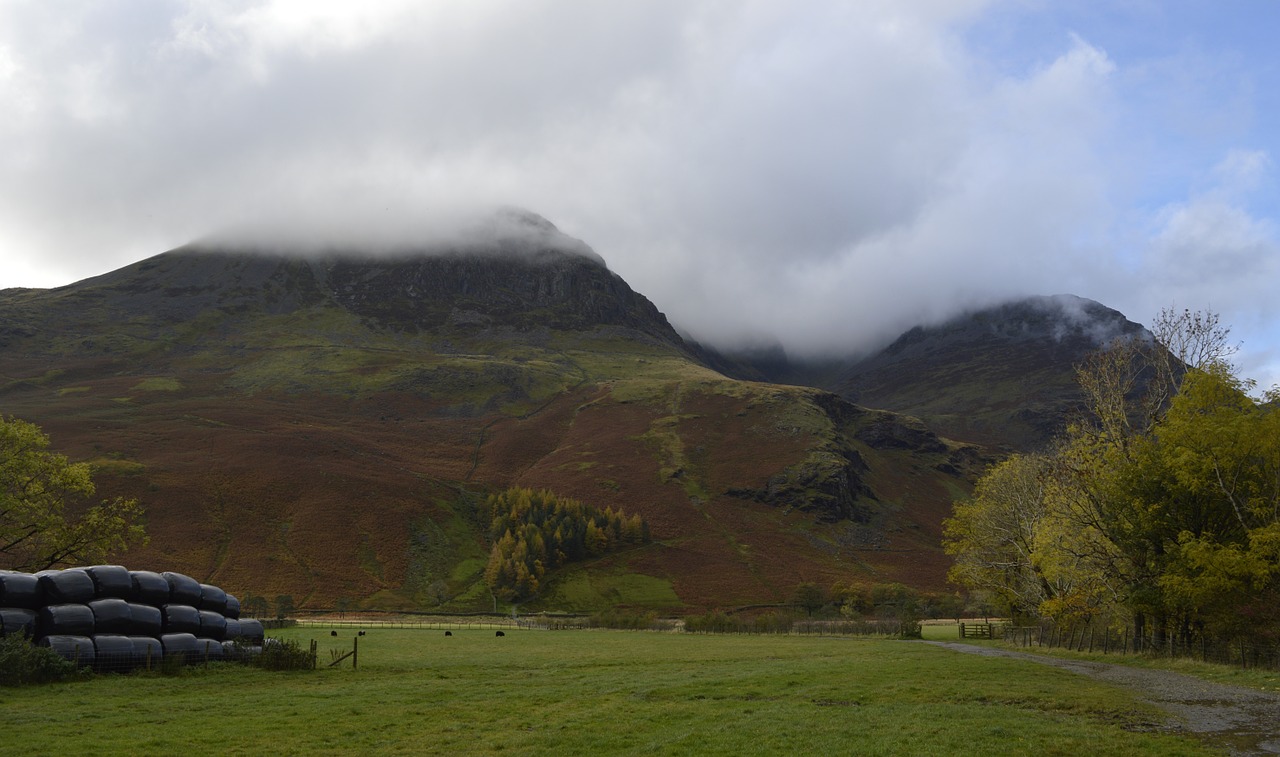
[924,641,1280,755]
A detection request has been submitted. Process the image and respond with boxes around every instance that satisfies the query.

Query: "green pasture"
[1,629,1214,756]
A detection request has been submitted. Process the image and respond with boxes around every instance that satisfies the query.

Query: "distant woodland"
[483,487,650,603]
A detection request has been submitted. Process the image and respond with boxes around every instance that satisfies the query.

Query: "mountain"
[829,296,1147,450]
[0,212,977,611]
[721,295,1148,452]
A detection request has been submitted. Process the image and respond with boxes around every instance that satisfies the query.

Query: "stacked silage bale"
[0,566,265,673]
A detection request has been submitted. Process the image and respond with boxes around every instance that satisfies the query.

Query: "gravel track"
[924,641,1280,755]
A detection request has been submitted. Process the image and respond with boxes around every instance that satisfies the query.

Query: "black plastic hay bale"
[84,565,133,600]
[197,609,227,641]
[238,618,265,643]
[159,632,199,663]
[40,634,95,667]
[129,636,163,670]
[198,584,227,614]
[162,572,202,606]
[195,637,225,663]
[223,618,242,640]
[0,572,41,608]
[223,594,241,619]
[160,604,201,635]
[126,603,163,637]
[0,607,39,637]
[39,603,95,637]
[91,634,135,673]
[37,569,95,604]
[88,598,132,634]
[129,570,171,605]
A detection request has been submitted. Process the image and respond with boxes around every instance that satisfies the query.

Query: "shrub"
[683,611,735,634]
[0,634,81,686]
[587,609,674,631]
[251,638,315,671]
[899,617,922,639]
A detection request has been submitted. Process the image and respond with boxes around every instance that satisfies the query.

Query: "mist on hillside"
[198,203,602,266]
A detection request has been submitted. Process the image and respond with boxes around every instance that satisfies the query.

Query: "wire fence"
[296,616,528,631]
[1003,621,1280,671]
[290,613,922,636]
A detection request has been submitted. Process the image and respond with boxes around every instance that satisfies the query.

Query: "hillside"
[0,213,977,611]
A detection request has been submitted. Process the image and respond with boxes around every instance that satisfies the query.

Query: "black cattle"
[495,630,505,637]
[330,630,337,636]
[444,631,452,636]
[358,630,366,636]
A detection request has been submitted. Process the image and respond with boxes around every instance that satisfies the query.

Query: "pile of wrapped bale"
[0,566,266,672]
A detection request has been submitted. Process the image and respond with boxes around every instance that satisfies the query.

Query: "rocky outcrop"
[728,392,878,524]
[321,249,681,343]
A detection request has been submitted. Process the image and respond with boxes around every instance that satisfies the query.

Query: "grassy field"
[0,628,1217,756]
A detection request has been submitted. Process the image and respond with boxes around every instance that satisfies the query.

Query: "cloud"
[1088,145,1280,392]
[0,1,1276,389]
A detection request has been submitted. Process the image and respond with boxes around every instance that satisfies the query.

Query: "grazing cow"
[444,631,452,636]
[495,630,505,637]
[358,630,366,636]
[330,630,337,637]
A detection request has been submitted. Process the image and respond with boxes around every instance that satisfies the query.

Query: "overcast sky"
[2,1,1278,388]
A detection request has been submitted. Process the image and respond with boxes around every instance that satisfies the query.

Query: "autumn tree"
[943,453,1053,619]
[1,416,147,571]
[1152,368,1280,641]
[1046,312,1249,641]
[946,309,1280,645]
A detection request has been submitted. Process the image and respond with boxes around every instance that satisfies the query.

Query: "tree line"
[944,309,1280,649]
[483,487,650,603]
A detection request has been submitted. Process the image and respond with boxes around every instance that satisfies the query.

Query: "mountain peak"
[1,211,685,356]
[833,294,1148,450]
[887,294,1143,352]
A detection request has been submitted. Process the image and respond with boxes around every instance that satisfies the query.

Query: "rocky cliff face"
[322,249,679,342]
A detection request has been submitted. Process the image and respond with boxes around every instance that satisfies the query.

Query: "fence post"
[353,636,358,671]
